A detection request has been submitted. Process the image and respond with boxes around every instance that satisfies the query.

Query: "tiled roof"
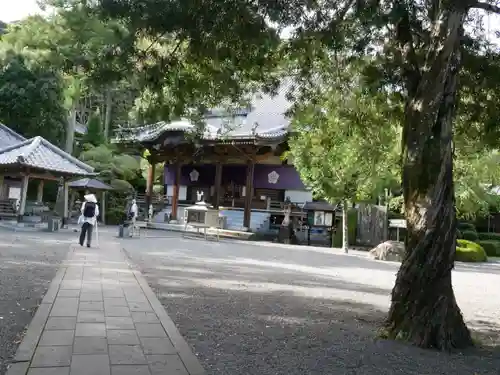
[0,122,26,149]
[114,79,295,144]
[0,136,95,176]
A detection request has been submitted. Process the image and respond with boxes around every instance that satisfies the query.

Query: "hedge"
[461,230,478,241]
[475,240,500,257]
[456,240,488,262]
[458,222,476,232]
[477,232,500,241]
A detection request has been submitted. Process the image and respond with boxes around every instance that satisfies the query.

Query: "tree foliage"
[82,112,106,147]
[289,63,401,204]
[0,50,66,144]
[79,144,140,191]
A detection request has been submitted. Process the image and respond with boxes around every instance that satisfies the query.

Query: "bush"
[477,232,500,241]
[456,239,488,262]
[458,222,476,232]
[462,230,478,241]
[456,229,463,239]
[475,240,500,257]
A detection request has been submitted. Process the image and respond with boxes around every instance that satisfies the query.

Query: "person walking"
[128,199,138,237]
[79,193,99,247]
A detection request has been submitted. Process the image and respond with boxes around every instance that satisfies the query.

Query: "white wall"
[166,185,187,201]
[284,190,312,203]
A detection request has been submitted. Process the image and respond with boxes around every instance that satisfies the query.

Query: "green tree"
[81,112,106,147]
[0,50,66,144]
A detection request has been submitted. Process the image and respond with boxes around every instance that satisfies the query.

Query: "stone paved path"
[6,240,205,375]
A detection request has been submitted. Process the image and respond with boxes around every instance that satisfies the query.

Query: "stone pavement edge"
[5,239,205,375]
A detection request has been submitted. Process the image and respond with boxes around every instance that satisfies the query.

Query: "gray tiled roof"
[0,136,95,176]
[115,79,295,144]
[0,122,26,149]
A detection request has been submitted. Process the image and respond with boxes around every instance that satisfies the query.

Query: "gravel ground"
[0,230,72,375]
[120,232,500,375]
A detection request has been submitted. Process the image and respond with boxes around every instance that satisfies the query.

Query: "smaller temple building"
[0,123,95,223]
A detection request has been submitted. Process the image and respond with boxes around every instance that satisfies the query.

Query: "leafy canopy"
[0,50,66,145]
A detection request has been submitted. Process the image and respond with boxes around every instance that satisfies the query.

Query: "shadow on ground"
[121,237,500,375]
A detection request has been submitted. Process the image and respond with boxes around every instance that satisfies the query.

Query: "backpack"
[83,202,96,218]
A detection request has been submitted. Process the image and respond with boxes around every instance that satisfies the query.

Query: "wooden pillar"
[101,191,106,225]
[146,161,155,210]
[171,162,181,221]
[0,175,4,199]
[214,162,223,208]
[62,180,69,227]
[17,175,29,222]
[37,180,44,202]
[243,160,255,230]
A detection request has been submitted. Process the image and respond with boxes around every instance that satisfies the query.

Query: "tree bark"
[104,87,113,142]
[386,6,473,350]
[65,104,77,154]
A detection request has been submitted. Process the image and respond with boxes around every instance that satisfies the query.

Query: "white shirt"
[81,201,100,226]
[130,203,138,219]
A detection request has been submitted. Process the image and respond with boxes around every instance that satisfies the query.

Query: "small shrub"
[456,239,487,262]
[456,229,463,239]
[458,222,476,232]
[477,232,500,241]
[476,240,500,257]
[462,230,478,241]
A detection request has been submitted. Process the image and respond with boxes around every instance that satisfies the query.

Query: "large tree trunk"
[386,6,473,350]
[342,200,348,253]
[65,104,77,154]
[104,87,113,142]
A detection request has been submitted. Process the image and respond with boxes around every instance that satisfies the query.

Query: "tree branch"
[471,1,500,14]
[394,2,421,96]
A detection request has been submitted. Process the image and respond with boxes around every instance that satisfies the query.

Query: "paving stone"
[27,367,70,375]
[140,338,176,355]
[79,293,103,302]
[75,323,106,337]
[107,330,140,345]
[50,299,78,317]
[79,301,104,311]
[105,306,131,317]
[73,337,108,355]
[39,330,75,346]
[77,310,105,323]
[109,345,147,365]
[45,317,77,330]
[31,346,72,367]
[60,280,82,290]
[71,354,110,375]
[135,323,167,338]
[111,365,151,375]
[106,317,135,330]
[57,289,80,298]
[131,312,159,324]
[104,298,128,307]
[146,354,189,375]
[103,289,125,298]
[128,302,154,313]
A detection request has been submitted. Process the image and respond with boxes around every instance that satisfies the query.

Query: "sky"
[0,0,43,22]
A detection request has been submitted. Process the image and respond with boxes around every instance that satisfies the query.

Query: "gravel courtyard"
[121,232,500,375]
[0,230,72,374]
